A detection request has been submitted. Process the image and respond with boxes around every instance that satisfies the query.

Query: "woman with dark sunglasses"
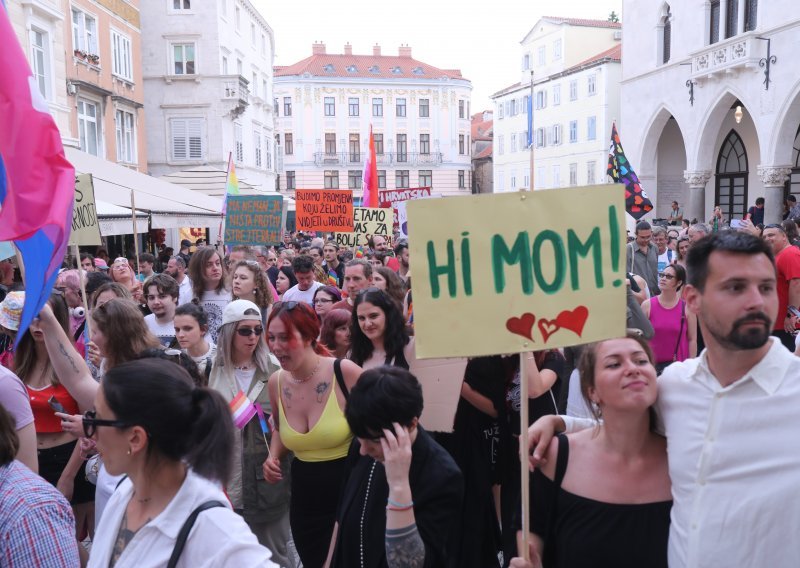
[207,300,294,566]
[262,301,362,568]
[85,358,279,567]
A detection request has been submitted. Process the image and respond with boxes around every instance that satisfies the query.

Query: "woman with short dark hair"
[328,366,464,568]
[86,359,278,567]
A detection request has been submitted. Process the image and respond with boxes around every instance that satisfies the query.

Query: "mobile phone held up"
[48,396,66,414]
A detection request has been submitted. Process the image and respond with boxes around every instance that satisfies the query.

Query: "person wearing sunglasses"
[641,264,697,375]
[109,258,143,305]
[262,300,362,568]
[207,300,293,566]
[84,358,279,567]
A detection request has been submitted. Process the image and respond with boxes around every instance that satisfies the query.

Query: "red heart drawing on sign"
[538,319,560,342]
[555,306,589,337]
[506,313,536,342]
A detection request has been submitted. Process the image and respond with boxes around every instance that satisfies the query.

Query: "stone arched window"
[715,130,749,220]
[657,4,672,65]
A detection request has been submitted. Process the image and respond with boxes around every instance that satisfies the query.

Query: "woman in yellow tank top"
[262,301,362,568]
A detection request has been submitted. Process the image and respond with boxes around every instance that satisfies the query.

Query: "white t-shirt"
[281,281,323,305]
[189,342,217,380]
[89,469,278,568]
[144,314,176,347]
[657,249,674,274]
[177,276,193,306]
[200,289,232,343]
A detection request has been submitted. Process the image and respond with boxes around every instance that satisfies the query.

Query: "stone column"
[683,170,712,222]
[757,165,792,224]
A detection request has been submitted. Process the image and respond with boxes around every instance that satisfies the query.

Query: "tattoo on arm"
[315,381,330,403]
[57,341,80,374]
[385,523,425,568]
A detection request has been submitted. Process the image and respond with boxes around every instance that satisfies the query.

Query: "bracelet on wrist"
[386,504,414,512]
[387,498,413,508]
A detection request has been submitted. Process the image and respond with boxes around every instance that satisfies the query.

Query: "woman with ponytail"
[207,300,293,567]
[262,301,362,568]
[86,358,279,567]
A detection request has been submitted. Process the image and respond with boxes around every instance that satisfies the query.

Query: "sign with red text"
[296,189,354,232]
[379,187,430,232]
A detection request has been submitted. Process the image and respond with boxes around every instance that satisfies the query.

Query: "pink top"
[647,297,689,364]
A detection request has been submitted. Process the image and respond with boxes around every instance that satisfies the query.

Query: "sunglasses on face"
[82,409,131,438]
[236,326,264,337]
[658,272,676,280]
[273,301,300,311]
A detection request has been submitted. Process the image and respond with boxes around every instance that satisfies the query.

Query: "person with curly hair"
[231,260,274,325]
[349,288,414,371]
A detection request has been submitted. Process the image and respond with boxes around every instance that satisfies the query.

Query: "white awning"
[66,148,223,229]
[95,199,147,236]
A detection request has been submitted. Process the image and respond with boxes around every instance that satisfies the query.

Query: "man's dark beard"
[710,313,772,350]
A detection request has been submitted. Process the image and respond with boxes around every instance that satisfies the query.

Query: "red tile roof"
[474,144,493,160]
[274,52,465,80]
[564,44,622,73]
[543,16,622,29]
[471,111,493,141]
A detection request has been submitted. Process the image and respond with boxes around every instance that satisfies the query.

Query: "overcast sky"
[255,0,623,110]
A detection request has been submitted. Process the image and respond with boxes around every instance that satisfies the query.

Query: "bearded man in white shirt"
[527,231,800,568]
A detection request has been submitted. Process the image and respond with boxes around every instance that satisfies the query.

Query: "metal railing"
[313,151,443,167]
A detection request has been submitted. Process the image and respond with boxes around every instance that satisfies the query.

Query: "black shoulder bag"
[166,500,227,568]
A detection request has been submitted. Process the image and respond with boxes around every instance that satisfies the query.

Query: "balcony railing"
[222,75,250,104]
[690,33,761,80]
[313,151,443,167]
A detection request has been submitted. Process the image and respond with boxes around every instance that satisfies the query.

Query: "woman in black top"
[349,288,413,371]
[510,333,671,568]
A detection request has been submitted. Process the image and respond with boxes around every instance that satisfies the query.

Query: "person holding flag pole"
[217,152,240,249]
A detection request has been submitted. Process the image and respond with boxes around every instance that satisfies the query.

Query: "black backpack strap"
[73,319,86,342]
[553,433,570,488]
[167,500,226,568]
[203,357,212,385]
[334,358,348,399]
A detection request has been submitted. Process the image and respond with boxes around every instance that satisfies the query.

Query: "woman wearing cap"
[208,300,293,566]
[188,247,231,343]
[262,301,362,568]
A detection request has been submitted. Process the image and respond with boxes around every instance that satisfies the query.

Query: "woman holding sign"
[207,300,293,565]
[349,288,414,371]
[262,301,362,568]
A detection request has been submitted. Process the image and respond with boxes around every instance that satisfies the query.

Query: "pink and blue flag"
[0,6,75,345]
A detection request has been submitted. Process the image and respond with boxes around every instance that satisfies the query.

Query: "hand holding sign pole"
[407,184,627,562]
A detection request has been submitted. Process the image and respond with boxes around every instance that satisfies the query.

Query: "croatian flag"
[229,390,257,429]
[361,125,379,208]
[0,7,75,346]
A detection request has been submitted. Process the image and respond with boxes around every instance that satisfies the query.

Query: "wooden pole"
[519,352,531,561]
[130,190,140,276]
[72,242,91,340]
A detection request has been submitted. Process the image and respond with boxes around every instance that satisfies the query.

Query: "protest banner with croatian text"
[334,207,393,248]
[224,195,284,246]
[379,187,430,232]
[69,174,102,247]
[296,189,354,232]
[407,185,627,358]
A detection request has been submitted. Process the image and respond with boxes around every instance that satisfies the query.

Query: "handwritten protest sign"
[334,207,393,248]
[224,195,284,246]
[296,189,354,232]
[379,187,430,232]
[69,174,102,247]
[407,185,627,358]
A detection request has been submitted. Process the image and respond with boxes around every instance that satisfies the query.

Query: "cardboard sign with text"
[69,174,102,247]
[334,207,393,248]
[407,185,627,358]
[224,195,284,246]
[379,187,430,232]
[296,189,354,232]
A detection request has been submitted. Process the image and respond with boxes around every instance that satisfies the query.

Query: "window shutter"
[172,119,187,159]
[187,119,203,159]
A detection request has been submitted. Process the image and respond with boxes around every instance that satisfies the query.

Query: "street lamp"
[734,105,743,124]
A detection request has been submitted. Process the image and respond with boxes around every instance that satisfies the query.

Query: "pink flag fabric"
[361,125,379,208]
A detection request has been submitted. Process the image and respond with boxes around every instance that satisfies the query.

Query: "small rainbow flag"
[327,269,338,287]
[255,402,271,436]
[229,390,257,430]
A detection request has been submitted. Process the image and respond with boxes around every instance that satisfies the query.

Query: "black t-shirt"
[506,351,565,436]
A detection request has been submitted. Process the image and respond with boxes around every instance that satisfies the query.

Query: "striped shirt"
[0,461,79,567]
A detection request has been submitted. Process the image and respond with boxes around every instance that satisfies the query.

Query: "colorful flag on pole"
[229,390,257,430]
[607,122,654,220]
[221,152,240,216]
[361,125,379,208]
[0,8,75,346]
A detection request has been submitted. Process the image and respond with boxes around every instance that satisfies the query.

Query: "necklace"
[132,490,152,504]
[360,460,377,568]
[234,362,252,371]
[288,356,321,384]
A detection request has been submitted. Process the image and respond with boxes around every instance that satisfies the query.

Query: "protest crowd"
[2,204,800,568]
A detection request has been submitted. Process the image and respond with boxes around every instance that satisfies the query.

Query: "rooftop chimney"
[398,44,412,58]
[312,42,326,55]
[344,43,352,56]
[373,44,381,56]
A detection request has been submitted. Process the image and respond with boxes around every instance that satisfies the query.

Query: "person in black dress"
[510,333,671,568]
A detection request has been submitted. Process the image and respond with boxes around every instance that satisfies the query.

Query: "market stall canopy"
[66,148,223,229]
[95,199,148,236]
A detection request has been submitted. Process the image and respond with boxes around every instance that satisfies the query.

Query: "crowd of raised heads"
[1,220,799,567]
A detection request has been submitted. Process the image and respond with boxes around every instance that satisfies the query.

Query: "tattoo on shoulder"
[385,523,425,568]
[57,341,79,374]
[315,381,330,402]
[110,511,150,567]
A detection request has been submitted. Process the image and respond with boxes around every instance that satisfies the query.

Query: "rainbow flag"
[0,7,75,346]
[229,390,257,430]
[255,402,271,436]
[327,268,338,287]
